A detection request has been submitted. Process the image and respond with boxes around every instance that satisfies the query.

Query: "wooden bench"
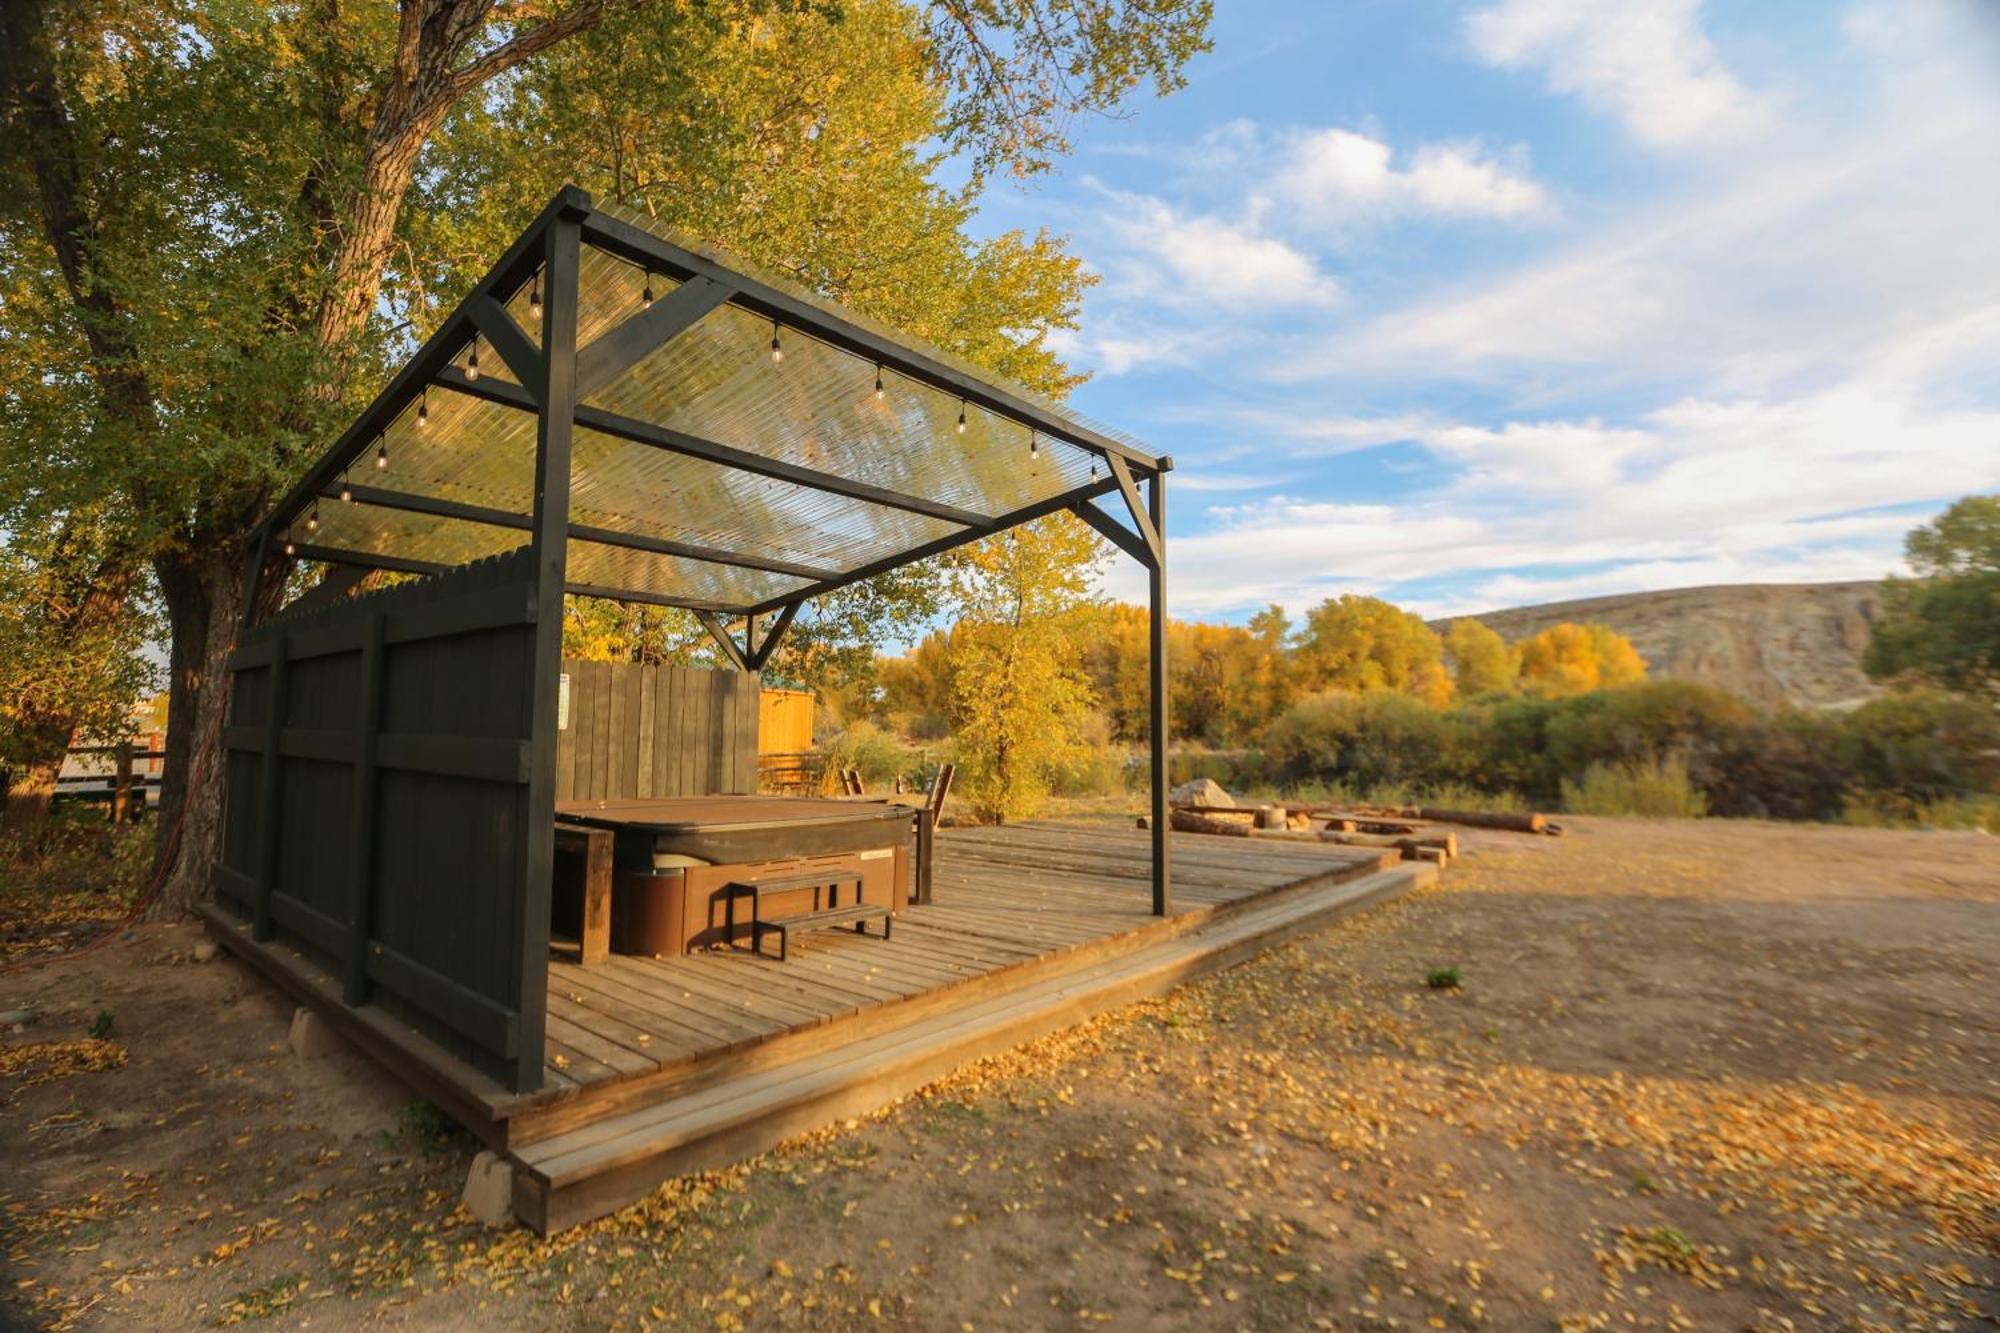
[722,870,889,962]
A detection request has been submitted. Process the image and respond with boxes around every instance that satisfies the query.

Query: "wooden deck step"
[508,861,1431,1234]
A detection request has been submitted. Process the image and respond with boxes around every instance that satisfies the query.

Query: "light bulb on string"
[874,365,885,401]
[306,505,319,534]
[1029,431,1039,459]
[528,273,541,316]
[416,388,429,429]
[769,321,783,364]
[375,437,389,470]
[956,401,967,435]
[642,274,655,309]
[465,342,480,382]
[284,538,297,557]
[339,474,353,503]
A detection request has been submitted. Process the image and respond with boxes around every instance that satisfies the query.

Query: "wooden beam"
[740,471,1127,616]
[261,186,592,543]
[744,601,800,670]
[1147,471,1169,918]
[574,275,733,401]
[514,208,583,1094]
[1108,455,1162,568]
[1070,498,1153,567]
[326,482,836,582]
[439,369,988,529]
[468,294,547,397]
[694,609,751,672]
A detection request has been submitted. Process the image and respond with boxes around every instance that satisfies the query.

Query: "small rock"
[461,1150,517,1228]
[1169,777,1233,809]
[191,940,220,964]
[288,1007,346,1059]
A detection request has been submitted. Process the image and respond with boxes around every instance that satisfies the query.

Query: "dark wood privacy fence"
[555,660,757,802]
[215,549,544,1088]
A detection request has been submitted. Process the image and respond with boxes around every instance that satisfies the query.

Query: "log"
[1349,820,1423,836]
[1321,830,1459,858]
[1410,807,1546,834]
[1169,809,1252,837]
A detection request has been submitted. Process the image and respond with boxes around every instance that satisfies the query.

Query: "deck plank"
[533,823,1388,1096]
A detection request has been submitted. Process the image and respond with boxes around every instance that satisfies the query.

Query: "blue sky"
[972,0,2000,621]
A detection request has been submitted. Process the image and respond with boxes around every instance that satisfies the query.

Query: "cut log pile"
[1138,778,1564,868]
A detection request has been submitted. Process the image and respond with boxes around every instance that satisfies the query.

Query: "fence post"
[252,634,290,942]
[343,612,385,1006]
[113,743,133,825]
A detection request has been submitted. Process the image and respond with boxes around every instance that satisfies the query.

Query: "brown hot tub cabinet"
[554,796,916,956]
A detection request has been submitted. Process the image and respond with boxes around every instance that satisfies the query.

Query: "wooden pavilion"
[201,187,1427,1231]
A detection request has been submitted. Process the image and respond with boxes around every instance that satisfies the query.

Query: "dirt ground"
[2,817,1996,1331]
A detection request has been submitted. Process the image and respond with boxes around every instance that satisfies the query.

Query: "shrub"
[1560,754,1709,818]
[1425,966,1463,990]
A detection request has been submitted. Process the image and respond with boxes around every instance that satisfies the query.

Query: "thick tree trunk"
[1,754,63,843]
[151,548,246,918]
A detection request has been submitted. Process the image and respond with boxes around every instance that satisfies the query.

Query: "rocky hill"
[1446,582,1884,710]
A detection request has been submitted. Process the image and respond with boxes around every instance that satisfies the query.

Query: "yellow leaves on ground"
[0,1038,126,1092]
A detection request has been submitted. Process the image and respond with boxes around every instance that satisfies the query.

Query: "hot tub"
[554,796,917,956]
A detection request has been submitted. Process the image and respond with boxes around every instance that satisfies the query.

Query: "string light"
[874,365,885,401]
[769,320,783,364]
[375,436,389,470]
[416,388,429,429]
[956,401,967,434]
[1029,431,1039,459]
[339,474,353,503]
[465,342,481,382]
[306,505,319,533]
[642,274,655,309]
[1090,457,1099,479]
[528,273,542,316]
[284,539,297,557]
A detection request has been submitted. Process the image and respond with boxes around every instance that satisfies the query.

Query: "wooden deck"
[205,820,1428,1232]
[528,822,1387,1107]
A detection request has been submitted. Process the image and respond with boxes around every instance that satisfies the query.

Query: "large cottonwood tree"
[0,0,1209,909]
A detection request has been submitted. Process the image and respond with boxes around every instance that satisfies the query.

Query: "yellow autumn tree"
[945,515,1104,822]
[1515,621,1648,697]
[1294,595,1454,706]
[1443,617,1519,697]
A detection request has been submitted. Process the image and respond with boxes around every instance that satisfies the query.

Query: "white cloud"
[1103,380,2000,619]
[1466,0,1770,149]
[1098,188,1341,311]
[1281,129,1549,220]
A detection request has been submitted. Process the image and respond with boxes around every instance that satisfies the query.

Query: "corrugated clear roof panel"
[566,422,963,574]
[303,498,526,569]
[363,384,539,515]
[593,200,1154,459]
[480,250,676,387]
[563,538,812,608]
[581,299,1097,521]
